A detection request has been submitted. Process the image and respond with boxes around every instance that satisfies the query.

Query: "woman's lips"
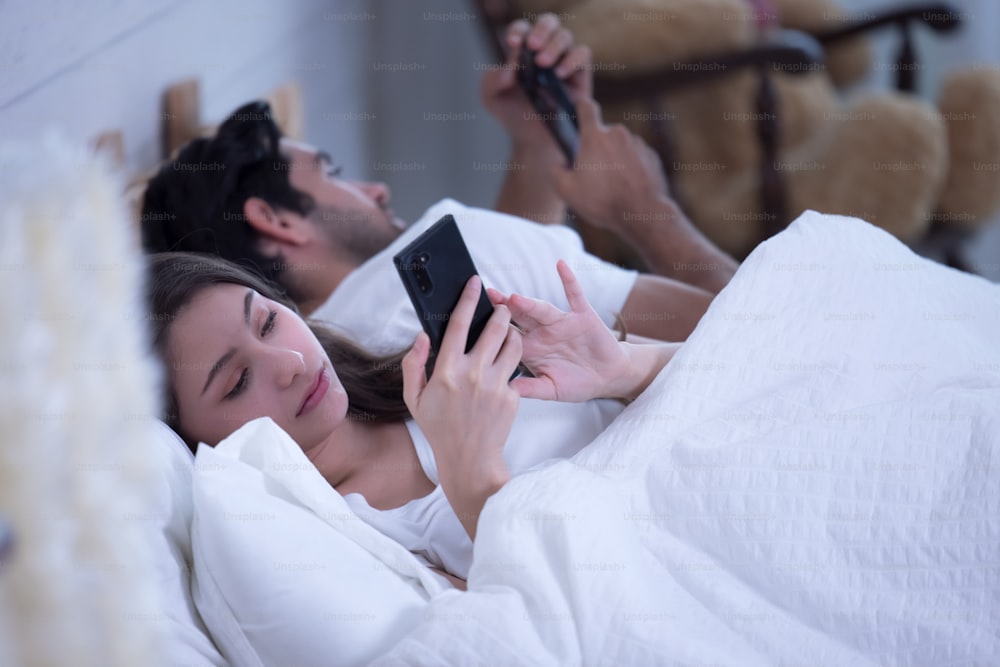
[297,367,330,417]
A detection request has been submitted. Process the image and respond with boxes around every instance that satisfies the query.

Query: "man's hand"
[548,100,739,293]
[481,13,592,160]
[549,98,670,231]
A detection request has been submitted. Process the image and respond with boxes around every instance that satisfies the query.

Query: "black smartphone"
[394,214,508,379]
[517,48,579,165]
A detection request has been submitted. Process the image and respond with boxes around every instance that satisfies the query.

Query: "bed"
[188,211,1000,665]
[2,140,997,666]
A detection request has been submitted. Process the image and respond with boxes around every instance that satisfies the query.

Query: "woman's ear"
[243,197,309,246]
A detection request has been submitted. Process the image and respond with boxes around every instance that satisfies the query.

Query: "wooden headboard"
[88,77,306,224]
[161,78,304,158]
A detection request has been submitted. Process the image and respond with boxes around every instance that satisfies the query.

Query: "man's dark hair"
[140,101,314,292]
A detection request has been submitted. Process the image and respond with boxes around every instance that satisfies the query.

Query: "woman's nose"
[271,347,306,388]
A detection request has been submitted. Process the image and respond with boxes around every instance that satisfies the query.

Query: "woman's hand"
[491,261,681,403]
[401,276,521,540]
[489,260,627,402]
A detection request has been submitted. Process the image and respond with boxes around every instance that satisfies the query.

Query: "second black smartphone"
[393,214,497,378]
[517,47,579,165]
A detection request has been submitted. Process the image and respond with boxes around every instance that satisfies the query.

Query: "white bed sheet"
[372,211,1000,665]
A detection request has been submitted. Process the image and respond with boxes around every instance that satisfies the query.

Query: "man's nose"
[355,181,391,207]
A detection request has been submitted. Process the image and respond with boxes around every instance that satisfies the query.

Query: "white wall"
[365,0,509,222]
[0,0,379,186]
[0,0,508,227]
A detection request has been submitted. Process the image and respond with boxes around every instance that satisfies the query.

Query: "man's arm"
[492,142,566,225]
[552,99,738,294]
[594,195,737,295]
[481,14,592,225]
[618,274,715,341]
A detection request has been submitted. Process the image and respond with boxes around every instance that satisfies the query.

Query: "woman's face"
[166,283,350,450]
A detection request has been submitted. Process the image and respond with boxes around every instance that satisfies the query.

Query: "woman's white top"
[342,398,625,579]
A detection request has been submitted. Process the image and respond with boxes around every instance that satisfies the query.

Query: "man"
[141,15,736,349]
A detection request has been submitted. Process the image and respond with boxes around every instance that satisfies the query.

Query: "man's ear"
[243,197,309,246]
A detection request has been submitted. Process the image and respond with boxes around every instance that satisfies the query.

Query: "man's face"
[280,139,406,262]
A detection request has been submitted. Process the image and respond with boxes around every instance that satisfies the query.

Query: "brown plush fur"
[935,69,1000,229]
[563,0,757,70]
[769,0,872,88]
[511,0,1000,257]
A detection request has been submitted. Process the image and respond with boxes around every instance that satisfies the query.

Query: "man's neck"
[295,256,361,317]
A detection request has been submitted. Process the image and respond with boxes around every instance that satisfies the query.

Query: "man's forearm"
[602,196,738,294]
[493,143,566,225]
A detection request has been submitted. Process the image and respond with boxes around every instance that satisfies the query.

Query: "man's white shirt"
[313,198,638,353]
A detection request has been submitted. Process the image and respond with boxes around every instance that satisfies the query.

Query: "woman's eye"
[325,165,342,178]
[262,310,277,336]
[225,370,249,400]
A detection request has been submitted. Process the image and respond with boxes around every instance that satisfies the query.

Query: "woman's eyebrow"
[201,289,254,396]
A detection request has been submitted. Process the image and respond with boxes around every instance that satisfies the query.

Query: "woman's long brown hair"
[144,252,409,451]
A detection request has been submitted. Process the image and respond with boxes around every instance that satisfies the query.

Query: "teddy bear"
[505,0,1000,259]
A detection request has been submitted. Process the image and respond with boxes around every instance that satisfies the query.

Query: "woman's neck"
[311,419,434,510]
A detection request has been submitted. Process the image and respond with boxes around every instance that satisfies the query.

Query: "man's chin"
[389,214,409,231]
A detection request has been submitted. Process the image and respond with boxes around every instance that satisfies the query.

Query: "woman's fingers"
[486,287,509,306]
[504,292,568,334]
[439,275,483,359]
[470,303,513,366]
[401,331,431,408]
[556,260,590,314]
[493,324,524,381]
[511,374,557,401]
[501,293,543,331]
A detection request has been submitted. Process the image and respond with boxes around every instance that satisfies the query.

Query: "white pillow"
[191,418,446,667]
[144,420,229,666]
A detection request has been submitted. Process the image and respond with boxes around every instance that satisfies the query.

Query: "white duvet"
[371,211,1000,665]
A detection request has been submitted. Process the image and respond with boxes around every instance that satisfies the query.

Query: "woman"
[147,252,680,588]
